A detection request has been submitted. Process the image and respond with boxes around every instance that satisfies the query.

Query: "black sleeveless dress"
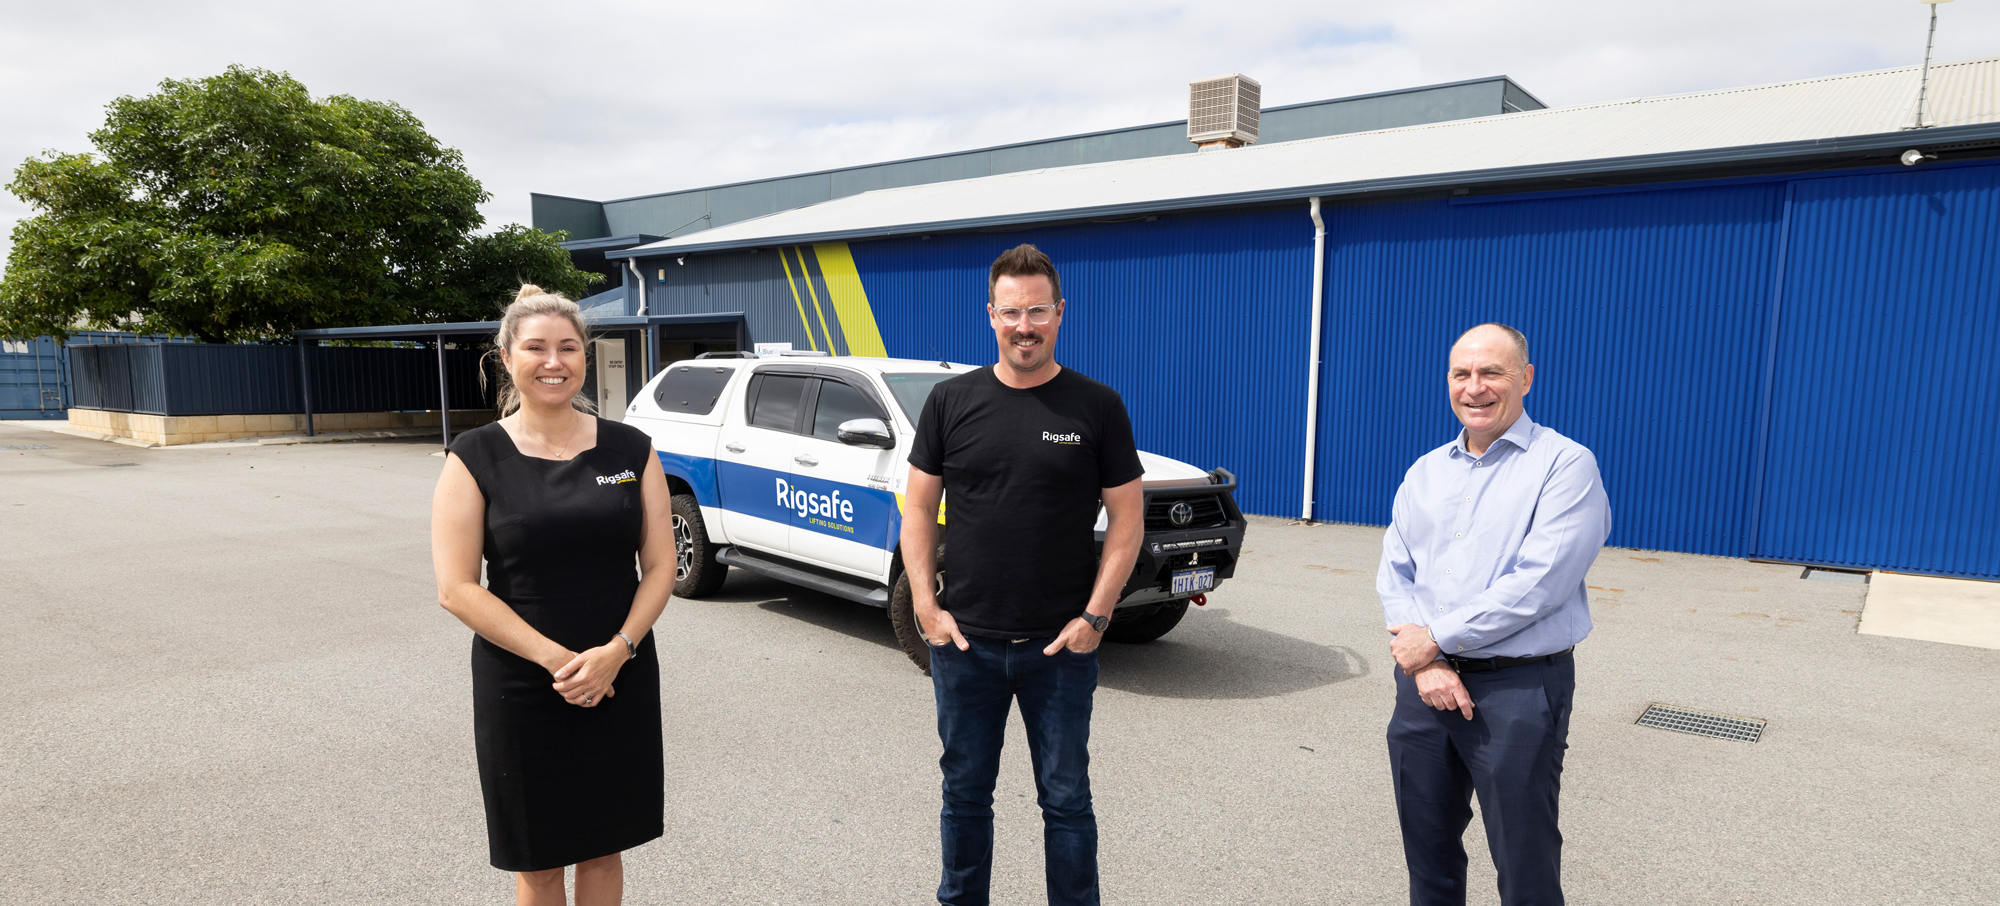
[449,417,664,872]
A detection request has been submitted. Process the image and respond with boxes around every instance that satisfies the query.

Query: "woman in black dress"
[432,285,672,906]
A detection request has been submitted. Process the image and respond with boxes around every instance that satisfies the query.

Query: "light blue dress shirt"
[1377,412,1612,659]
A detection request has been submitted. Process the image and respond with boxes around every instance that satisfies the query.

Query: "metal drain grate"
[1636,703,1765,742]
[0,444,53,450]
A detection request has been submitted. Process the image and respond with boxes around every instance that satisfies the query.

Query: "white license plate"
[1171,567,1216,595]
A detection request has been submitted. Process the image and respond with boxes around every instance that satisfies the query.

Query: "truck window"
[810,380,885,440]
[748,374,810,432]
[653,365,735,415]
[881,373,958,423]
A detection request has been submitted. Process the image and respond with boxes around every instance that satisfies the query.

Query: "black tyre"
[889,544,946,675]
[1104,598,1190,644]
[671,492,728,598]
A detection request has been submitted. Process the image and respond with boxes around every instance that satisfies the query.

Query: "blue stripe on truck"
[657,448,901,553]
[656,450,720,508]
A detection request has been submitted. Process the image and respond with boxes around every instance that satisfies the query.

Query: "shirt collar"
[1452,411,1539,460]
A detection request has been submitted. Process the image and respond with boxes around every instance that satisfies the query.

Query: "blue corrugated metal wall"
[1314,184,1788,556]
[849,209,1316,518]
[637,161,1998,577]
[645,250,836,351]
[1756,166,2000,579]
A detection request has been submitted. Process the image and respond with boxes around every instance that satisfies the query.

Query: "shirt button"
[1457,646,1464,652]
[1456,533,1462,538]
[1465,496,1472,502]
[1445,569,1452,574]
[1437,606,1445,612]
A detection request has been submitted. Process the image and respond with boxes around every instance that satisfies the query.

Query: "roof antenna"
[930,344,949,369]
[1908,0,1954,130]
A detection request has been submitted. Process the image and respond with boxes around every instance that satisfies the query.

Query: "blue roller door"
[851,210,1315,518]
[1754,165,2000,579]
[1312,184,1786,556]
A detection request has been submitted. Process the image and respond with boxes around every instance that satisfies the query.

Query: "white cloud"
[3,0,1997,267]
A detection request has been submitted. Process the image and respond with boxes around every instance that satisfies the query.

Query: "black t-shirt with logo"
[907,365,1145,638]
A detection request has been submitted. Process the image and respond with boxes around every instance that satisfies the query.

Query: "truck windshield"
[881,373,959,423]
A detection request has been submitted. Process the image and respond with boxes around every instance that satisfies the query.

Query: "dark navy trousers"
[930,635,1099,906]
[1388,654,1575,906]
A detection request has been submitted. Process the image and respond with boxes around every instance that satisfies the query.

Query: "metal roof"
[610,58,2000,259]
[292,312,746,342]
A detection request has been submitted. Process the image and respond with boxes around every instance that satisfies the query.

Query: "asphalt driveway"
[1,421,1992,905]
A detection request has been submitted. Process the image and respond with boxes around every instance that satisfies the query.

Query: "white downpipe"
[626,258,648,316]
[1301,197,1326,522]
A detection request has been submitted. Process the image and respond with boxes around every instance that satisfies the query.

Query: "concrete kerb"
[5,418,450,450]
[254,428,446,446]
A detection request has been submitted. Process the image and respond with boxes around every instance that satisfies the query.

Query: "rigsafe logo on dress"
[595,470,638,486]
[1043,431,1082,445]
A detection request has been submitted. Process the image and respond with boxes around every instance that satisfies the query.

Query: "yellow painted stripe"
[895,493,947,526]
[777,247,819,352]
[812,242,889,358]
[793,246,840,354]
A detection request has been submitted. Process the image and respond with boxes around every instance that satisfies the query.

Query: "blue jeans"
[1388,655,1576,906]
[930,635,1099,906]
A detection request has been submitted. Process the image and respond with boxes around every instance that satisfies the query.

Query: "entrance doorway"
[594,338,628,420]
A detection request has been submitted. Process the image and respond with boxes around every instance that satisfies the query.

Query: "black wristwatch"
[1082,613,1110,633]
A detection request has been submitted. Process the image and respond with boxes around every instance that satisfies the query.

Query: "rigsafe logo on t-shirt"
[1042,431,1082,445]
[595,470,638,486]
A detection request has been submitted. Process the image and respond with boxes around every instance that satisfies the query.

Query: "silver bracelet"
[617,631,637,660]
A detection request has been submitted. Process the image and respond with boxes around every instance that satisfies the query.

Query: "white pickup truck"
[625,352,1245,672]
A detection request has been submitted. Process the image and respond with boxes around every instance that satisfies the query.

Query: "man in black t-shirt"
[902,244,1145,906]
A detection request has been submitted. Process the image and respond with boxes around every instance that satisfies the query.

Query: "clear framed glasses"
[992,304,1057,325]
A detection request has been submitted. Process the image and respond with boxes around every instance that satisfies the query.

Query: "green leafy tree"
[0,65,598,342]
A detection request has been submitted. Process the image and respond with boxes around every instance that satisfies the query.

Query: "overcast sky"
[3,0,1998,265]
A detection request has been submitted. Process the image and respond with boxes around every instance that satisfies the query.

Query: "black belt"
[1444,647,1573,673]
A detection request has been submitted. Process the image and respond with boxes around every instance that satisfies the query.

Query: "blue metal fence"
[69,343,493,416]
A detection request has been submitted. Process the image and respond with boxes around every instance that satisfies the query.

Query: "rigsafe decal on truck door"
[716,460,899,551]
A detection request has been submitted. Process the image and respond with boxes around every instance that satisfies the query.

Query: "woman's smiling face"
[503,314,587,409]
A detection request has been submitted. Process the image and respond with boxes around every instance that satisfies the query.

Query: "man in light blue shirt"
[1377,323,1611,906]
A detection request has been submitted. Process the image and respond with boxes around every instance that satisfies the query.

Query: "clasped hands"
[547,642,630,708]
[1387,623,1475,720]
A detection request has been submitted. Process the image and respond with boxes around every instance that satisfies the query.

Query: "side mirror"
[836,417,896,449]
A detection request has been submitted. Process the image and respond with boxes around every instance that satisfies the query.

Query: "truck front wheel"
[1104,598,1190,644]
[671,492,728,598]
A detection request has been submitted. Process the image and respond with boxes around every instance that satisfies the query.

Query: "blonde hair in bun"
[484,284,596,416]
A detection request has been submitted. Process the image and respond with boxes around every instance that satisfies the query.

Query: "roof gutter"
[606,120,2000,259]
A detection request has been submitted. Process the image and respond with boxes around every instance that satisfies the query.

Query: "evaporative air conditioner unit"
[1188,74,1261,148]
